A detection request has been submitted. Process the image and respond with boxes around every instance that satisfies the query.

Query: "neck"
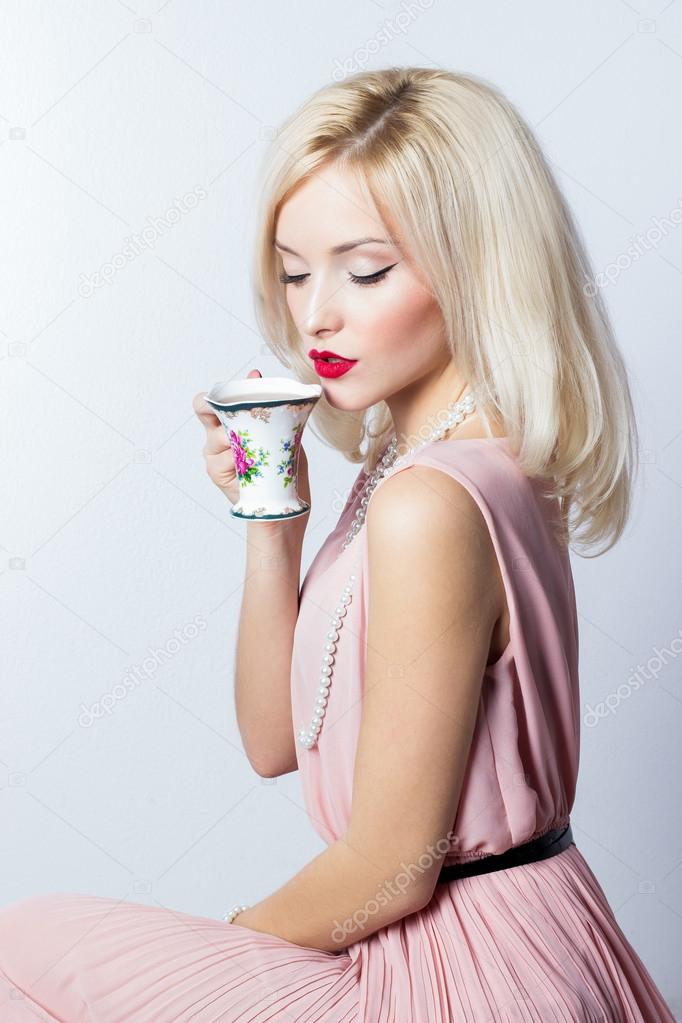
[387,363,473,458]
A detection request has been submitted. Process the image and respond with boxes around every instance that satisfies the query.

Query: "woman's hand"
[193,370,311,521]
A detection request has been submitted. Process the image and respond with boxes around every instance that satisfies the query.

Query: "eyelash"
[278,263,398,288]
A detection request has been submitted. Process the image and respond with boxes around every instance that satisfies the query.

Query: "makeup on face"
[308,349,358,378]
[273,167,452,430]
[276,236,401,383]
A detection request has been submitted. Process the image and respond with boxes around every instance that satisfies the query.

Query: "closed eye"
[278,263,399,288]
[348,263,399,286]
[278,271,308,286]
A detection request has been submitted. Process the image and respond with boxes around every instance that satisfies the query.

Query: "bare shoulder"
[366,463,496,576]
[364,463,504,646]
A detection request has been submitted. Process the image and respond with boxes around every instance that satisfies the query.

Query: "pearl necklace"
[296,390,477,751]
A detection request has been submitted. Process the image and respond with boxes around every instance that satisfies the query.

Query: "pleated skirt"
[0,843,674,1022]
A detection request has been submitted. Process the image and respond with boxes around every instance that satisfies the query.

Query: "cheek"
[357,277,443,360]
[285,291,300,324]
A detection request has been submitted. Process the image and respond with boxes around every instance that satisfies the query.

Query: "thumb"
[247,369,262,378]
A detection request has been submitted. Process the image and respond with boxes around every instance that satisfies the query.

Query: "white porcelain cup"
[204,376,322,521]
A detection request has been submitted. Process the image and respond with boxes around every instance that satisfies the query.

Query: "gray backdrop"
[1,0,680,1014]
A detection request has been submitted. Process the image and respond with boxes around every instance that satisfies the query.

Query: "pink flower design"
[230,429,255,476]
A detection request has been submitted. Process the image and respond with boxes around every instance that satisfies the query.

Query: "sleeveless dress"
[0,437,674,1022]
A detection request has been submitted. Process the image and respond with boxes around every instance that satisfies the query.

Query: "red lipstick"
[308,349,358,379]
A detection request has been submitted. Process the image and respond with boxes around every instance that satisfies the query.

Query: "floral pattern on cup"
[205,378,321,520]
[229,429,269,485]
[277,422,303,487]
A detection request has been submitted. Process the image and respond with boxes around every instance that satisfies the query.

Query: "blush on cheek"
[362,279,443,362]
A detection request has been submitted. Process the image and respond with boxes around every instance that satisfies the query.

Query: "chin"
[321,385,372,414]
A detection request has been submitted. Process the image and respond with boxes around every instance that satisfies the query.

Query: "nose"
[297,276,344,339]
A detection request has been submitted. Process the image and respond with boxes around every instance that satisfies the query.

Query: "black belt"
[437,823,573,882]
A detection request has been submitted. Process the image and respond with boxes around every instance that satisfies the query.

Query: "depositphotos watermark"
[583,627,682,727]
[329,393,480,515]
[77,615,207,727]
[582,197,682,297]
[331,474,368,516]
[330,828,459,944]
[77,186,208,297]
[331,0,435,80]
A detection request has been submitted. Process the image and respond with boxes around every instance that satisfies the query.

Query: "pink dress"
[0,437,674,1022]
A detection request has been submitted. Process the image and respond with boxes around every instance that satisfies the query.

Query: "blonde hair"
[250,66,639,557]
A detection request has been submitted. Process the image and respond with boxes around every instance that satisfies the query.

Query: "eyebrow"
[273,236,392,257]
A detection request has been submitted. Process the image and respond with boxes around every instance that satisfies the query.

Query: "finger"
[203,425,232,456]
[192,392,222,431]
[205,449,234,477]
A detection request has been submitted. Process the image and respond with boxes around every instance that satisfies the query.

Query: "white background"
[0,0,680,1012]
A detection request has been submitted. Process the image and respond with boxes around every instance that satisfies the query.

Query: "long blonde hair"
[250,66,639,557]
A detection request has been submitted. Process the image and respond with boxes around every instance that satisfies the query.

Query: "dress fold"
[0,438,674,1021]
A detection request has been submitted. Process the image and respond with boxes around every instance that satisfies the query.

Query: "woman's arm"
[233,464,503,951]
[195,385,309,778]
[234,517,307,778]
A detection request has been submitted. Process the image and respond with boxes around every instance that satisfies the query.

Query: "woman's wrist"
[223,903,250,924]
[246,514,308,552]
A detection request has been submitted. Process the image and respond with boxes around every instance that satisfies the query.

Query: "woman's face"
[274,163,457,419]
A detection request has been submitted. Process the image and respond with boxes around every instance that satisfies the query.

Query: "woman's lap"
[0,892,357,1023]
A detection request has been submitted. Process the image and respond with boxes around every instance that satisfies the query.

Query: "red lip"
[310,353,358,379]
[308,349,356,361]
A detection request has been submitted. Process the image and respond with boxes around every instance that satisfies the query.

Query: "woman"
[0,67,674,1021]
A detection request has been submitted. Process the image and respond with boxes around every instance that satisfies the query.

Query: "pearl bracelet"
[222,903,250,924]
